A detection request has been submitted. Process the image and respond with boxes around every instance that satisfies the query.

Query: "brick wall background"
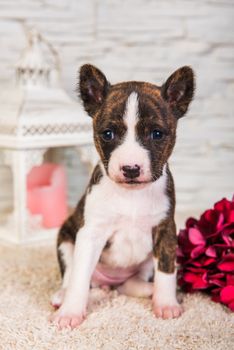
[0,0,233,219]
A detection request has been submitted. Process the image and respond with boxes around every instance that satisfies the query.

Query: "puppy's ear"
[161,66,195,118]
[78,64,110,117]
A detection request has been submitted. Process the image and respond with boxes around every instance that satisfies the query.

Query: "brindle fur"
[57,164,103,276]
[87,164,103,193]
[152,165,177,273]
[57,64,195,278]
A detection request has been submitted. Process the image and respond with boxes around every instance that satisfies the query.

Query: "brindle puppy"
[50,64,195,329]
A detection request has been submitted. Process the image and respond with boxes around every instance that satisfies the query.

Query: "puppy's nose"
[122,165,140,179]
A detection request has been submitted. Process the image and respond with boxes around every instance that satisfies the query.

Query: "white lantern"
[0,29,97,244]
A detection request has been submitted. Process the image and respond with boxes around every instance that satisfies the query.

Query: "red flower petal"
[214,198,231,217]
[213,244,230,249]
[186,217,198,229]
[183,272,198,283]
[216,213,225,230]
[208,272,226,287]
[220,286,234,304]
[193,274,209,289]
[191,245,206,259]
[226,274,234,286]
[209,279,225,287]
[186,267,207,273]
[188,228,205,245]
[176,247,184,257]
[183,272,208,289]
[214,198,230,212]
[214,198,234,225]
[211,288,221,302]
[206,246,217,257]
[209,272,225,279]
[203,257,216,266]
[229,210,234,223]
[178,229,194,253]
[221,223,234,245]
[218,254,234,271]
[199,209,224,237]
[192,260,203,267]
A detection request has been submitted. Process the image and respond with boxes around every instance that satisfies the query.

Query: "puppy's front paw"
[50,306,86,329]
[152,294,183,319]
[153,302,183,319]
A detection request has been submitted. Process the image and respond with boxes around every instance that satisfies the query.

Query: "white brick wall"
[0,0,233,217]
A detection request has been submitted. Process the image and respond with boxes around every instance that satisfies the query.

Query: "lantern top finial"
[0,27,91,149]
[15,27,60,87]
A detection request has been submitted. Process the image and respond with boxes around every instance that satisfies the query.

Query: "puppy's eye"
[150,129,164,140]
[101,129,115,141]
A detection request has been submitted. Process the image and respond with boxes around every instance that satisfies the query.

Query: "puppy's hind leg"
[117,258,154,298]
[117,276,154,298]
[51,241,74,309]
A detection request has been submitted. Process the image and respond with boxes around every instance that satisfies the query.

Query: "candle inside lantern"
[27,163,68,228]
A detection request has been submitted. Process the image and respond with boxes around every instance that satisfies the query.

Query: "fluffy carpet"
[0,243,233,350]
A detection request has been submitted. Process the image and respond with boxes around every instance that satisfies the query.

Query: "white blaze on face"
[124,91,139,143]
[108,92,151,183]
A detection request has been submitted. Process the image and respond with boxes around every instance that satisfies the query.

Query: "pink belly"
[91,262,140,286]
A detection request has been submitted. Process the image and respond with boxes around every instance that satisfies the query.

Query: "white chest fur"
[84,171,170,268]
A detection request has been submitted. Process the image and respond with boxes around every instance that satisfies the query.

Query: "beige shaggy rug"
[0,243,233,350]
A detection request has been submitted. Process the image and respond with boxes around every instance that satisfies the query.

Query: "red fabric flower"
[177,196,234,311]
